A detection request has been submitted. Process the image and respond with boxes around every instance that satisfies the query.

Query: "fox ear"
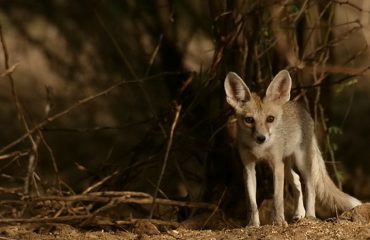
[265,70,292,105]
[224,72,251,109]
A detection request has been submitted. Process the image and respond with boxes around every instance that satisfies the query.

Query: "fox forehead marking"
[238,93,264,116]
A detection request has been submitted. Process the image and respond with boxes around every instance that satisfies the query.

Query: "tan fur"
[224,70,361,227]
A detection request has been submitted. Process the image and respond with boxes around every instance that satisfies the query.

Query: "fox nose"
[256,135,266,144]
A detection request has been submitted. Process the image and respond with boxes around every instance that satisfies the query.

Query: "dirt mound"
[341,203,370,224]
[0,204,369,240]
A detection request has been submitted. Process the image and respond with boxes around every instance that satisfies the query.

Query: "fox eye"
[266,116,275,123]
[244,117,254,124]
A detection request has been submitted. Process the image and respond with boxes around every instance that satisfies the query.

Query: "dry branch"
[150,104,182,218]
[0,187,22,194]
[0,71,188,155]
[1,190,218,228]
[0,150,29,161]
[0,215,179,228]
[31,191,217,210]
[0,215,88,224]
[0,62,19,78]
[82,170,119,194]
[94,218,180,228]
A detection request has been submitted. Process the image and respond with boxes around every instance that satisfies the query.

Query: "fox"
[224,70,361,227]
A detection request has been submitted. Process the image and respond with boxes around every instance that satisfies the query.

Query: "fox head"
[224,70,292,145]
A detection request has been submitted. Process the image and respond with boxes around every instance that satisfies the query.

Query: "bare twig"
[0,62,19,78]
[41,118,155,132]
[0,187,22,194]
[201,187,226,229]
[82,170,119,194]
[145,34,163,76]
[0,150,29,161]
[320,104,342,189]
[39,131,61,192]
[291,64,370,91]
[32,191,217,210]
[86,191,152,198]
[24,136,41,195]
[80,199,117,226]
[0,71,187,155]
[94,10,167,138]
[332,0,370,13]
[150,104,182,218]
[0,215,179,228]
[0,215,89,224]
[0,23,41,196]
[93,218,180,227]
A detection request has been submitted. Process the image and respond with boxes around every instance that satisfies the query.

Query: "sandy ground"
[0,204,370,240]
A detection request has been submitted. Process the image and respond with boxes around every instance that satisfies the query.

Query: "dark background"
[0,0,369,222]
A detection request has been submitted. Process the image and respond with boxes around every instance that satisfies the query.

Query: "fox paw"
[294,216,319,224]
[246,213,260,227]
[272,216,288,227]
[292,212,305,222]
[246,219,260,227]
[304,216,318,222]
[273,220,288,227]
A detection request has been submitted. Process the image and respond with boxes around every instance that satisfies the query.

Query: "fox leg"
[285,163,305,221]
[294,149,316,218]
[243,161,260,227]
[270,159,286,225]
[303,176,316,217]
